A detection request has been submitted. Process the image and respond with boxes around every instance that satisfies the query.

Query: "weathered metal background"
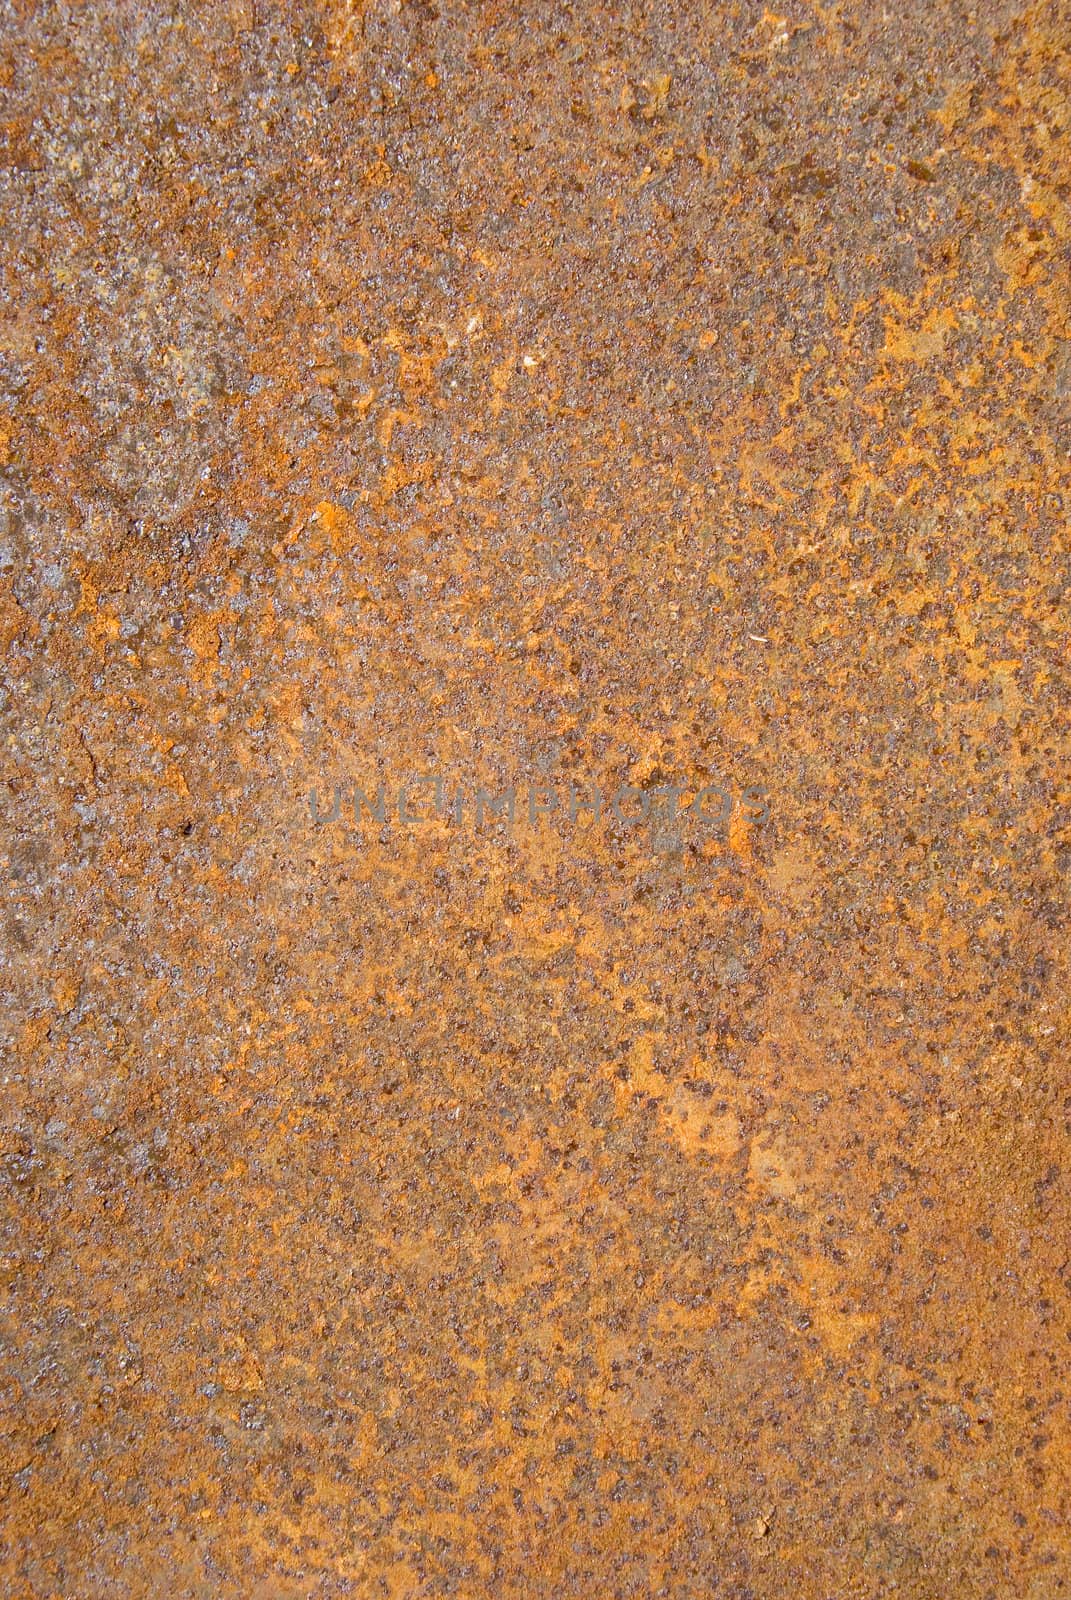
[1,1,1068,1594]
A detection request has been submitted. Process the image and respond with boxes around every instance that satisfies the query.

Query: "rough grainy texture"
[0,0,1069,1594]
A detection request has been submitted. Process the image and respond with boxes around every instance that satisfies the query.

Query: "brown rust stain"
[0,0,1069,1595]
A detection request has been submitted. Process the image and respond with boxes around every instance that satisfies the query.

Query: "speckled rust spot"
[1,1,1069,1596]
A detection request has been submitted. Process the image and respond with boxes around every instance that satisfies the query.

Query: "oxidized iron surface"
[1,0,1069,1595]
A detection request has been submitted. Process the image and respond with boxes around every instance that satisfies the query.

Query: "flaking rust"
[0,1,1068,1596]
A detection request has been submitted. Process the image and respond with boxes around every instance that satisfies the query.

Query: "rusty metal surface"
[1,0,1069,1594]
